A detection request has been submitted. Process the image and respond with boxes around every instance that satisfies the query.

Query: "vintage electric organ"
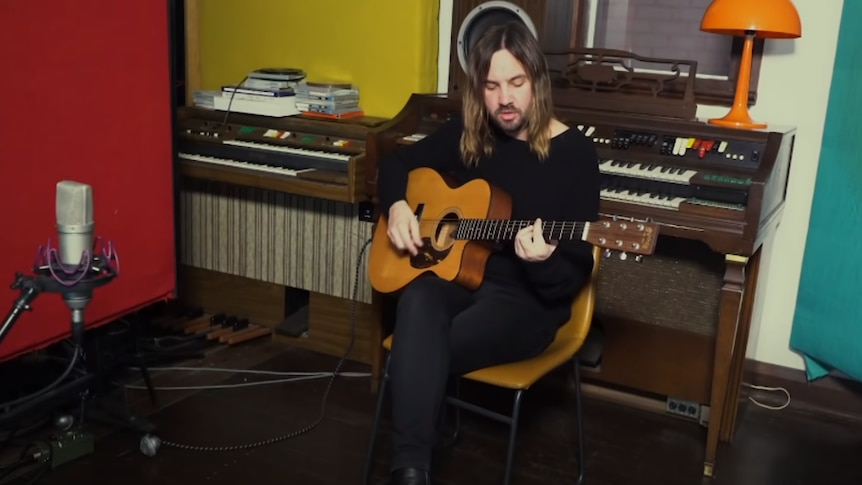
[174,106,390,387]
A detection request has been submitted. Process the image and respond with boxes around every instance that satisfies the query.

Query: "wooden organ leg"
[703,253,749,477]
[719,249,762,442]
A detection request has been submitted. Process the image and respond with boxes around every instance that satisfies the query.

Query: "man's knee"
[397,277,452,316]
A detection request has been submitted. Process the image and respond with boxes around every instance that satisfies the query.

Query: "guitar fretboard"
[453,219,589,241]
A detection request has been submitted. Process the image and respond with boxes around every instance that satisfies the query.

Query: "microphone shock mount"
[0,237,120,347]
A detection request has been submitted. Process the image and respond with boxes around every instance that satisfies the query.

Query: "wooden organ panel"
[178,179,373,304]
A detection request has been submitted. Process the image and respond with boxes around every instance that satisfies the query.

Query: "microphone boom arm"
[0,273,43,346]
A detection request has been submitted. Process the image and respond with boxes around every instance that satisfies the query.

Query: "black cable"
[0,415,51,456]
[219,75,249,128]
[0,343,81,411]
[147,237,373,453]
[0,374,94,429]
[0,442,42,481]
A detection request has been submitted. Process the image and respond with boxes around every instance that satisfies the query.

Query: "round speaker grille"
[456,1,538,74]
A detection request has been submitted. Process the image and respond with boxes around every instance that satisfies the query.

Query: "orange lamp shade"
[699,0,802,129]
[701,0,802,38]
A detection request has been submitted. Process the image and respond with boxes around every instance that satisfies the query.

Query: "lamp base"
[707,113,767,130]
[706,32,767,131]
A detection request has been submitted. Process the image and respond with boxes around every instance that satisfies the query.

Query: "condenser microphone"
[55,181,95,342]
[56,181,95,268]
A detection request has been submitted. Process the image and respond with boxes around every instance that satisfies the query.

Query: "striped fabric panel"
[179,179,374,304]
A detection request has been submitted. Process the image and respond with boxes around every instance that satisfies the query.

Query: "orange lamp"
[700,0,802,129]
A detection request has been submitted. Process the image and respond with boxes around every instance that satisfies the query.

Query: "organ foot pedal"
[149,308,274,349]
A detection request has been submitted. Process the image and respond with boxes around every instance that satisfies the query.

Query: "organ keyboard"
[175,106,388,203]
[372,92,796,478]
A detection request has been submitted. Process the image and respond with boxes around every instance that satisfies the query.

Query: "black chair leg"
[503,390,524,485]
[363,354,391,485]
[441,378,462,448]
[573,357,586,485]
[137,354,158,406]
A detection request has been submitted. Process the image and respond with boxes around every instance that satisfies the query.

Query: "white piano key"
[600,189,686,210]
[178,152,315,177]
[403,133,427,142]
[599,160,697,184]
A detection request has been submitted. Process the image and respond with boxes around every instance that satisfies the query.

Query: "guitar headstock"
[584,217,659,260]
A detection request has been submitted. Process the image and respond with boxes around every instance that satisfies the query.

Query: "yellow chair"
[363,246,600,485]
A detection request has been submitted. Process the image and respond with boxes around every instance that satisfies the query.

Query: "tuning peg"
[619,251,628,261]
[603,248,612,259]
[634,255,643,263]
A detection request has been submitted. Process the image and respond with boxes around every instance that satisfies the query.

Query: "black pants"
[387,275,559,471]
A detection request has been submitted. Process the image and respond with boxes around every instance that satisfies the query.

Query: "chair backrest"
[553,245,601,350]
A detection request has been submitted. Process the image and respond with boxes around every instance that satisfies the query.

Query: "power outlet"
[666,397,701,420]
[358,201,375,222]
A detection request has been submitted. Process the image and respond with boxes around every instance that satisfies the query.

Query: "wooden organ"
[174,106,389,383]
[371,82,794,476]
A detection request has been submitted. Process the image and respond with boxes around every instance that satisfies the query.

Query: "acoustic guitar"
[368,167,659,294]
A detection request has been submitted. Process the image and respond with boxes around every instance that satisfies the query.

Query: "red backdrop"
[0,1,176,361]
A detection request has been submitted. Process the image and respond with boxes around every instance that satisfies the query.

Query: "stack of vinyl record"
[294,81,364,120]
[211,68,307,117]
[242,68,306,90]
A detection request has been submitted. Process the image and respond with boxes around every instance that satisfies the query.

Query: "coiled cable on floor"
[140,237,373,456]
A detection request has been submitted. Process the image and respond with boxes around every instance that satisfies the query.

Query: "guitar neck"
[454,219,589,242]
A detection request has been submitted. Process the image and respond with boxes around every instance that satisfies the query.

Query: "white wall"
[436,0,845,370]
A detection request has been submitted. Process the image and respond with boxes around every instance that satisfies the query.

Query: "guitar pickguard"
[409,237,452,269]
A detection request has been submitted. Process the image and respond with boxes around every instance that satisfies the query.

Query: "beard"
[491,105,526,135]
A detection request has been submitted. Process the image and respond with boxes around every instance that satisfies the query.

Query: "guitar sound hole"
[433,212,459,247]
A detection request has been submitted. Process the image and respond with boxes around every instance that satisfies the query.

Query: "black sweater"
[377,115,601,315]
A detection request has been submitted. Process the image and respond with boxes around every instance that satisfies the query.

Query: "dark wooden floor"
[7,340,862,485]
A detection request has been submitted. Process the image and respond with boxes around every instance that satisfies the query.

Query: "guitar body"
[368,167,512,293]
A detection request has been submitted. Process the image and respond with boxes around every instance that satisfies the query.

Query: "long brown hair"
[460,21,554,166]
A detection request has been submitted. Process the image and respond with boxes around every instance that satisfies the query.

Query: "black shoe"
[378,467,431,485]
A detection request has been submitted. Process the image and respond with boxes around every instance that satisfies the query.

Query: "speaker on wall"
[447,0,585,93]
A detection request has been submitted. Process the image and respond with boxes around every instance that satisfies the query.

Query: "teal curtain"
[790,1,862,381]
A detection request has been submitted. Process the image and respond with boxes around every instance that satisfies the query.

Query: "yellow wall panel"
[199,0,439,118]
